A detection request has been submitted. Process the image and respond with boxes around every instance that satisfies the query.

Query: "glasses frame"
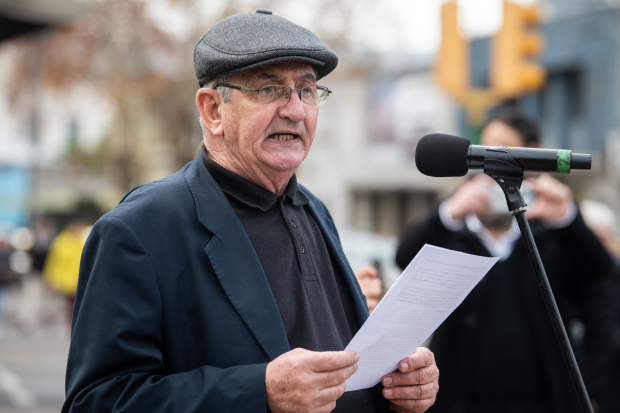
[213,83,332,107]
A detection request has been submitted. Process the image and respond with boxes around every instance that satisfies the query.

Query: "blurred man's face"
[218,61,319,177]
[481,120,525,148]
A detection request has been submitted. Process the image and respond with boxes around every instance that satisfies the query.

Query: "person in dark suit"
[62,10,439,413]
[396,109,613,413]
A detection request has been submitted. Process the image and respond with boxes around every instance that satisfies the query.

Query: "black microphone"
[415,133,592,177]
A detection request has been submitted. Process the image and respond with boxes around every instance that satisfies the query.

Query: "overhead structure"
[0,0,92,42]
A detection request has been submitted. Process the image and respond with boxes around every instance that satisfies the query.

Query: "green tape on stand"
[557,150,571,173]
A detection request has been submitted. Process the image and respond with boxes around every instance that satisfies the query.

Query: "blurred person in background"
[63,9,439,413]
[354,264,383,313]
[31,217,57,276]
[396,109,614,413]
[43,220,89,328]
[0,231,15,331]
[580,200,620,413]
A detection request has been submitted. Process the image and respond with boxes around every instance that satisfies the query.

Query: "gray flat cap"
[194,8,338,86]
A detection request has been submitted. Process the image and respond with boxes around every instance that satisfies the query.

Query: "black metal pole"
[513,210,594,413]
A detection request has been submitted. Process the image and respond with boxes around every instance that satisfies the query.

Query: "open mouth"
[269,133,299,141]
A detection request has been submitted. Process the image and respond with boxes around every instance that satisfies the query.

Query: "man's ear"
[196,88,224,137]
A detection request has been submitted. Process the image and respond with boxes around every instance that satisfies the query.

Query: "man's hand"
[266,348,358,413]
[445,174,493,220]
[381,347,439,413]
[525,174,573,221]
[355,264,383,312]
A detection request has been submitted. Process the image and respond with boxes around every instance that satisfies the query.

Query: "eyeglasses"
[214,84,332,107]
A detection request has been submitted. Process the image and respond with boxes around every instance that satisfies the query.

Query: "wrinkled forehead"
[235,61,318,86]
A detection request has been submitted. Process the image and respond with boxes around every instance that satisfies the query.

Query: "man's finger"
[367,299,380,308]
[317,363,358,389]
[307,351,359,372]
[383,365,439,386]
[316,381,347,405]
[382,382,439,401]
[356,264,378,280]
[390,397,436,413]
[364,280,383,297]
[399,347,434,372]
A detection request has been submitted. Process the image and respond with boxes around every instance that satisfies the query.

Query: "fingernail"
[355,353,360,362]
[384,389,393,397]
[383,376,392,385]
[400,362,408,371]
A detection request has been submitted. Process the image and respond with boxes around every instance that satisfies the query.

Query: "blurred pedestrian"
[31,217,57,276]
[0,231,15,331]
[42,220,89,327]
[396,109,614,413]
[581,200,620,413]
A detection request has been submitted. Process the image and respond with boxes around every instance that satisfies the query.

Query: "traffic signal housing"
[491,1,545,98]
[435,2,469,99]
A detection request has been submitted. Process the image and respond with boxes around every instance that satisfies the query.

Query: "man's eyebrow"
[299,72,317,82]
[255,73,279,81]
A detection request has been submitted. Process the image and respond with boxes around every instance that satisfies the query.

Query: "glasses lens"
[299,86,319,107]
[309,87,330,107]
[258,85,288,107]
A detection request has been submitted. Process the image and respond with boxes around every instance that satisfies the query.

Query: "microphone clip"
[483,148,527,213]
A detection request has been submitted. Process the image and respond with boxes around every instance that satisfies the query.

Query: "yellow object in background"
[435,2,469,100]
[491,1,546,98]
[43,221,89,297]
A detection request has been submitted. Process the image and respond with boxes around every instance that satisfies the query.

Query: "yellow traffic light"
[435,2,468,99]
[491,1,546,98]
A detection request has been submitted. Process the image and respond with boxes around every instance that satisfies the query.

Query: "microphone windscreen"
[415,133,471,177]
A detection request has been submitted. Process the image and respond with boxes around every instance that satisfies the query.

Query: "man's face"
[217,61,319,177]
[480,120,525,148]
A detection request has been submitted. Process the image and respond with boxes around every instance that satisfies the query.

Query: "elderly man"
[62,9,438,413]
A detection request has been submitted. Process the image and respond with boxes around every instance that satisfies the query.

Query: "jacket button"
[291,220,297,228]
[300,245,305,253]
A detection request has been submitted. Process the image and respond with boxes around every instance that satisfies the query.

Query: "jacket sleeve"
[62,216,268,413]
[547,211,615,403]
[548,210,614,283]
[395,207,451,270]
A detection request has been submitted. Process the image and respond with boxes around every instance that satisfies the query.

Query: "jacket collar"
[184,155,290,360]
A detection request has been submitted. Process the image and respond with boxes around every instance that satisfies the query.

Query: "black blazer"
[62,156,390,413]
[396,209,614,413]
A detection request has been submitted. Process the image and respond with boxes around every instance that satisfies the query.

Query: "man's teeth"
[271,134,296,141]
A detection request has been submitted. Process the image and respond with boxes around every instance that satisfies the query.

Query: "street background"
[1,0,620,411]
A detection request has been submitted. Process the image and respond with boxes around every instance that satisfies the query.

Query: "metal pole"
[513,210,594,413]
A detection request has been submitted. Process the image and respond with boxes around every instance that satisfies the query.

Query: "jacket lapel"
[184,156,290,361]
[302,190,371,327]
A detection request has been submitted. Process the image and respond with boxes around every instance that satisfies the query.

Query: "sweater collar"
[200,145,309,211]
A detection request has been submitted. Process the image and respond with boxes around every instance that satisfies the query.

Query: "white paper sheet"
[345,244,499,391]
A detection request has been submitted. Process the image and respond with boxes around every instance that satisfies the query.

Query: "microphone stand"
[484,148,594,413]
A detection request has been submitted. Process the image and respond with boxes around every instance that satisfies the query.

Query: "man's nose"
[278,90,306,123]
